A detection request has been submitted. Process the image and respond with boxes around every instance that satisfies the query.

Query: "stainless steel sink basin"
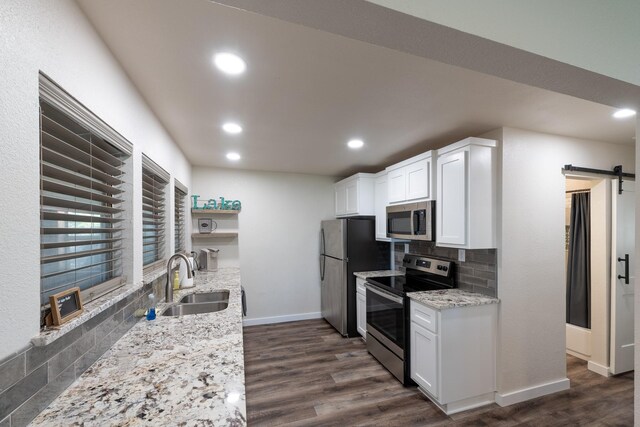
[161,301,228,317]
[179,290,230,304]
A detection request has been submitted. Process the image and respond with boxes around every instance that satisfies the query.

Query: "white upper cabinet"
[387,167,406,203]
[436,137,497,249]
[374,171,390,241]
[386,151,434,205]
[334,173,376,217]
[345,179,359,214]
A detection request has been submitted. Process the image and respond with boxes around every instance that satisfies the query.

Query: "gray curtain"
[566,192,590,328]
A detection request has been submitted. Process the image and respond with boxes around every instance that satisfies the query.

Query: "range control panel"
[402,254,452,277]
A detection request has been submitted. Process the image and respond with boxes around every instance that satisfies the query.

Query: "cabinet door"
[406,158,430,201]
[437,151,467,245]
[374,175,389,240]
[345,180,359,214]
[387,168,406,203]
[335,183,346,216]
[411,322,438,397]
[356,291,367,338]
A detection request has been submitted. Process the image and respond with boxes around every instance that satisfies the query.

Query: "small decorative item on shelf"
[198,218,217,234]
[191,195,242,211]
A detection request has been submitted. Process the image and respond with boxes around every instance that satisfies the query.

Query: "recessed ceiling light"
[222,122,243,134]
[347,139,364,149]
[612,108,636,119]
[226,152,241,161]
[213,52,246,75]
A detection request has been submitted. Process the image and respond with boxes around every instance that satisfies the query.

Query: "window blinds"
[142,155,169,267]
[40,100,129,305]
[174,180,187,253]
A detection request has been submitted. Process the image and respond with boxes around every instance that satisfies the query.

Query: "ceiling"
[76,0,635,177]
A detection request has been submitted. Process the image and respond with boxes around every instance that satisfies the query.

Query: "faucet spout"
[166,253,193,303]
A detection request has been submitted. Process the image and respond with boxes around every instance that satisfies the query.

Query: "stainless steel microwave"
[386,201,435,241]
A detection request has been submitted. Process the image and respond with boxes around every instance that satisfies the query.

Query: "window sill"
[32,269,167,347]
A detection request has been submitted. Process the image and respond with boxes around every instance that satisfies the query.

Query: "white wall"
[192,167,335,323]
[636,116,640,422]
[497,127,634,403]
[366,0,640,87]
[0,0,191,360]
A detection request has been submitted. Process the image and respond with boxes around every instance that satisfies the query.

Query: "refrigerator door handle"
[321,228,326,255]
[320,256,326,281]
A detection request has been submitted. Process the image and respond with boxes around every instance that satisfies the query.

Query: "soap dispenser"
[173,270,180,291]
[146,293,156,321]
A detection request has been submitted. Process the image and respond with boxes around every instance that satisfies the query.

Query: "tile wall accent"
[0,275,164,427]
[394,242,498,297]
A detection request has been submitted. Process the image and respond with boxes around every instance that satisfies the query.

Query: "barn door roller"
[563,164,635,195]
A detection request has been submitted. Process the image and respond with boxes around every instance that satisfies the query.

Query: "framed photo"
[49,287,84,326]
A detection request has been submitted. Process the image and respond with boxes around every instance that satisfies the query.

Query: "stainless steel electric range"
[365,254,455,385]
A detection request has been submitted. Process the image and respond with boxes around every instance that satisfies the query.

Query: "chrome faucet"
[166,253,193,303]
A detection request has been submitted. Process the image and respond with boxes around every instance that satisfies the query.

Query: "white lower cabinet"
[410,299,497,415]
[411,322,438,397]
[356,278,367,339]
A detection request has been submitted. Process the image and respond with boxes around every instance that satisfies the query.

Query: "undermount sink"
[161,301,228,317]
[179,290,230,304]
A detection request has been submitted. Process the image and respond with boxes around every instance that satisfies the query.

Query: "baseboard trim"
[495,378,570,407]
[587,361,611,377]
[243,312,322,326]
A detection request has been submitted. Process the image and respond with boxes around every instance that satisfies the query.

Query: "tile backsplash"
[394,242,497,297]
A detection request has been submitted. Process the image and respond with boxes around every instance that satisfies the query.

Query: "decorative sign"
[49,287,84,326]
[191,195,241,211]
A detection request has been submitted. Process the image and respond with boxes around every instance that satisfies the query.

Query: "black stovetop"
[366,274,452,296]
[366,254,456,296]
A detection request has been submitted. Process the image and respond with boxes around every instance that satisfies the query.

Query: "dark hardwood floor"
[243,319,633,426]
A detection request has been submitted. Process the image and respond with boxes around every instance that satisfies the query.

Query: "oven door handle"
[365,284,404,304]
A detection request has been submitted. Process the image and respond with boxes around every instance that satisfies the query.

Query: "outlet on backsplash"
[393,241,497,297]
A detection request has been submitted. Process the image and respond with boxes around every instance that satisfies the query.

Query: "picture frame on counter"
[49,287,84,326]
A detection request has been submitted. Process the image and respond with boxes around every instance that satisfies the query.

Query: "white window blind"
[39,100,129,306]
[174,180,187,253]
[142,155,169,267]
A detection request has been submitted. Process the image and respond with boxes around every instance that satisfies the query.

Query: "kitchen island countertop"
[30,268,246,427]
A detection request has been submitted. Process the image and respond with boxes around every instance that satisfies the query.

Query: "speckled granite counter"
[30,268,246,427]
[408,289,499,310]
[33,267,167,348]
[354,270,404,279]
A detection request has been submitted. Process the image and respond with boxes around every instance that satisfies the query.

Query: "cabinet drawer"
[411,301,438,333]
[356,278,366,294]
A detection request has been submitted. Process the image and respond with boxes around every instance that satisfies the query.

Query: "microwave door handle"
[412,210,420,236]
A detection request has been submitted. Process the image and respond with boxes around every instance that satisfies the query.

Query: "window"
[142,155,169,268]
[39,74,132,307]
[174,180,188,253]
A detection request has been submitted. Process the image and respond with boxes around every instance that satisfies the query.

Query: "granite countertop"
[33,268,167,347]
[31,268,246,427]
[354,270,404,279]
[408,289,499,310]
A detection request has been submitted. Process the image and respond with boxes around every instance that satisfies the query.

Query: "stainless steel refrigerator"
[320,218,390,337]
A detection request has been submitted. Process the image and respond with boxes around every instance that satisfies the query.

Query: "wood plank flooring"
[243,319,633,426]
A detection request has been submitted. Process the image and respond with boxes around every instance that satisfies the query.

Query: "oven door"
[366,284,405,357]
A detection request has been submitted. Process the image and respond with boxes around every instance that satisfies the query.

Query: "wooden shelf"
[192,231,238,238]
[191,209,240,215]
